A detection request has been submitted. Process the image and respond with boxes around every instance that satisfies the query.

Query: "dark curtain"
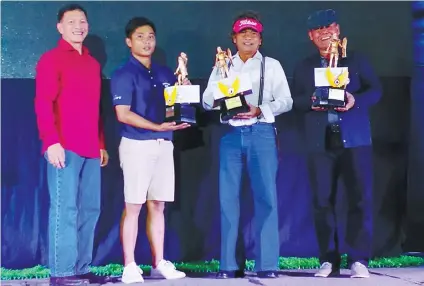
[1,73,417,269]
[405,1,424,251]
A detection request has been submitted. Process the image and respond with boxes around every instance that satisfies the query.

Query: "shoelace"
[321,262,332,268]
[163,260,176,270]
[353,263,366,271]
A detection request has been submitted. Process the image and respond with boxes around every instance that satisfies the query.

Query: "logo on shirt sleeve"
[113,94,122,101]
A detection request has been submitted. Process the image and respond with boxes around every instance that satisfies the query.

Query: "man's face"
[126,25,156,57]
[57,9,88,44]
[308,22,340,50]
[233,28,262,54]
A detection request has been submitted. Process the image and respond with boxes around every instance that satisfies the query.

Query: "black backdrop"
[1,1,423,269]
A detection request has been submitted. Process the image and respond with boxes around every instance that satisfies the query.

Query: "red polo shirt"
[34,38,105,158]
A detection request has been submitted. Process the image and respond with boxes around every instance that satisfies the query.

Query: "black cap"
[307,9,338,30]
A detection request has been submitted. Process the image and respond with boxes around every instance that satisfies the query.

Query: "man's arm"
[111,71,162,131]
[259,60,293,121]
[115,105,164,131]
[351,53,382,109]
[202,67,221,111]
[111,70,187,131]
[34,52,60,148]
[98,103,106,150]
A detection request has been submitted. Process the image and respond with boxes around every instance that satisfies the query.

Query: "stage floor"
[2,268,423,286]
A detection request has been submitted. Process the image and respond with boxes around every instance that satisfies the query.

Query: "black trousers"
[307,131,373,268]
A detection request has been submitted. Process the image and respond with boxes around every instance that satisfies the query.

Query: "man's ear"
[335,24,341,36]
[57,23,63,35]
[308,31,313,41]
[125,37,132,48]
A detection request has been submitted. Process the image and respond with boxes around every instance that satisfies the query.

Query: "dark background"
[2,1,423,269]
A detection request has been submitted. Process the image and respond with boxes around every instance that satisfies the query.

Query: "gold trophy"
[213,47,250,121]
[313,33,349,108]
[215,47,233,78]
[164,52,198,125]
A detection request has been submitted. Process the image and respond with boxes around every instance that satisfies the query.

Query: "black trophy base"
[165,103,196,125]
[220,95,250,122]
[312,87,346,109]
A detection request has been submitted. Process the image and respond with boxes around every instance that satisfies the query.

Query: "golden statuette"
[215,47,233,78]
[324,33,348,68]
[174,52,188,85]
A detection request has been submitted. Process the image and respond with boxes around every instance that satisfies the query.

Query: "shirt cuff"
[44,134,60,150]
[258,103,275,123]
[99,140,106,150]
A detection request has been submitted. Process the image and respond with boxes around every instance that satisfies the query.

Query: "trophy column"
[212,47,251,121]
[313,33,349,109]
[164,52,200,125]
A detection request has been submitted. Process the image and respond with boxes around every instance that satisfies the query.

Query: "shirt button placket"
[149,70,156,87]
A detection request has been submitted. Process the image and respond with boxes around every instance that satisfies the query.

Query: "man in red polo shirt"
[34,4,109,285]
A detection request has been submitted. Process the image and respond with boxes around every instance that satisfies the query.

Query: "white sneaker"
[314,262,339,277]
[350,262,370,278]
[121,262,144,284]
[150,260,186,279]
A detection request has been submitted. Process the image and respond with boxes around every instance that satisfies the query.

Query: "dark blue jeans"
[219,123,279,272]
[45,149,101,277]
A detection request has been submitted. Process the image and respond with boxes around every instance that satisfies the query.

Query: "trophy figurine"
[215,47,233,78]
[174,52,188,85]
[313,33,349,109]
[325,33,348,68]
[212,47,250,121]
[163,52,199,125]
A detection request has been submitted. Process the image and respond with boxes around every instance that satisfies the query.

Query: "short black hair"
[231,10,263,37]
[125,17,156,38]
[57,4,87,23]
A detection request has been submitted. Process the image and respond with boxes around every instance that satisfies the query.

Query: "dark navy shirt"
[292,51,382,152]
[110,55,177,141]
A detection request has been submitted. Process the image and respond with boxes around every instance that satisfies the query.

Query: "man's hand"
[234,104,261,119]
[311,96,327,111]
[157,122,190,131]
[182,78,191,85]
[100,149,109,167]
[335,92,355,112]
[46,143,66,169]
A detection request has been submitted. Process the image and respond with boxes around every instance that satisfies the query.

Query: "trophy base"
[165,103,197,125]
[220,94,250,121]
[312,87,346,109]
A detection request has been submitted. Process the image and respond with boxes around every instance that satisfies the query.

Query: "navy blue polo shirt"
[110,55,177,141]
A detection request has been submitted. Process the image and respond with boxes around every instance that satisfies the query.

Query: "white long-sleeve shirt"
[202,51,293,126]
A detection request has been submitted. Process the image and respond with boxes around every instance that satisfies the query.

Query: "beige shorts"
[119,137,175,204]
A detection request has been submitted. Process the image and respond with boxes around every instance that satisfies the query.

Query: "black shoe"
[257,271,278,278]
[216,270,245,279]
[76,272,114,284]
[50,276,88,285]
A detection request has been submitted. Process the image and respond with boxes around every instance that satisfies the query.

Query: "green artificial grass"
[1,255,423,280]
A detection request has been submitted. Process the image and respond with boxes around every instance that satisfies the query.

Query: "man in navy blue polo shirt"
[292,9,382,278]
[110,17,189,284]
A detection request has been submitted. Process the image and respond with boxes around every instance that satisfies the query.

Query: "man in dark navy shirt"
[110,17,189,283]
[292,9,382,278]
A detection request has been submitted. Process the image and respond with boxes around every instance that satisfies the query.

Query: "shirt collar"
[233,50,263,62]
[58,38,89,55]
[129,54,157,71]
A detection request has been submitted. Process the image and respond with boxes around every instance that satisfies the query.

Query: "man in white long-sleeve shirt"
[202,11,292,279]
